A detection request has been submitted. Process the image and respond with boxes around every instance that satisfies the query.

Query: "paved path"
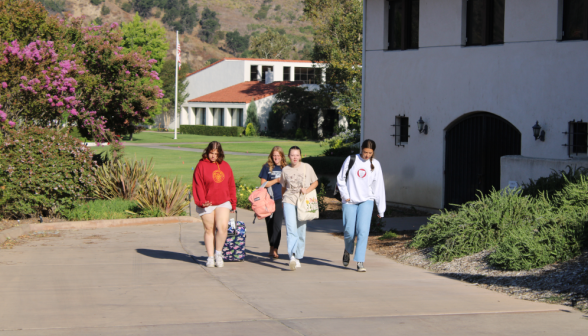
[0,210,586,335]
[125,142,267,157]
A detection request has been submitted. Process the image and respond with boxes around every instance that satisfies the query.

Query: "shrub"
[246,101,260,130]
[295,128,304,139]
[236,180,255,210]
[101,5,110,15]
[0,127,96,218]
[245,123,257,137]
[121,2,132,12]
[136,176,190,216]
[317,183,327,215]
[94,158,155,200]
[90,0,103,5]
[179,125,245,136]
[61,198,153,221]
[320,129,360,156]
[38,0,67,12]
[302,156,346,175]
[379,231,398,240]
[521,165,588,198]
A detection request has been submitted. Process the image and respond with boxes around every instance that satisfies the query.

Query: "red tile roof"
[188,81,304,104]
[185,58,315,78]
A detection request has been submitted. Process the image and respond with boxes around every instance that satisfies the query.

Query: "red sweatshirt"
[192,159,237,210]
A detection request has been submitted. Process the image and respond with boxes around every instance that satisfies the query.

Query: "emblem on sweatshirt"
[213,163,225,183]
[357,169,367,178]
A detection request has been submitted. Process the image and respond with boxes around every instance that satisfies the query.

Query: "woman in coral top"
[192,141,236,268]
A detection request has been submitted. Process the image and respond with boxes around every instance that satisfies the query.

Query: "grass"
[169,141,325,156]
[94,146,268,187]
[61,199,146,221]
[123,132,277,144]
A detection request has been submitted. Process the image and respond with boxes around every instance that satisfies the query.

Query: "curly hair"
[200,141,225,163]
[266,146,287,172]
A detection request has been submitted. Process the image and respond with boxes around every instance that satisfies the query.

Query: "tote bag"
[296,164,320,221]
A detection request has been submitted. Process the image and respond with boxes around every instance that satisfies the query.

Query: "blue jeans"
[343,200,374,263]
[283,203,307,259]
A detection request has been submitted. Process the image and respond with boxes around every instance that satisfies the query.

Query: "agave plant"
[94,158,155,200]
[136,176,190,217]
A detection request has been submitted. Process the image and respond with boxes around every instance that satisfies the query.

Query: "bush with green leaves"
[319,129,360,156]
[317,183,327,215]
[245,123,257,137]
[121,2,132,12]
[101,5,110,15]
[94,158,155,200]
[245,101,260,130]
[136,176,189,217]
[521,165,588,198]
[60,198,159,221]
[180,125,245,137]
[0,127,96,218]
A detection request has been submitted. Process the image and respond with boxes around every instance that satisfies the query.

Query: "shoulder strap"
[345,155,356,182]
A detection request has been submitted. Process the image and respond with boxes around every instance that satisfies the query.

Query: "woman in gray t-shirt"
[280,146,318,271]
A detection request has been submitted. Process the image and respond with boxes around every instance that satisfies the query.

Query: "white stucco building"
[363,0,588,210]
[172,58,326,131]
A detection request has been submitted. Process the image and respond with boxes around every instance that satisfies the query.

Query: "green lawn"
[123,132,276,144]
[94,146,268,187]
[168,141,326,157]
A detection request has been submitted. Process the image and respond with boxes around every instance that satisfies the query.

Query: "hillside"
[44,0,314,71]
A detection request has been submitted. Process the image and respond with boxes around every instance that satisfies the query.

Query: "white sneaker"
[215,253,224,268]
[295,259,301,268]
[289,256,297,271]
[206,257,215,268]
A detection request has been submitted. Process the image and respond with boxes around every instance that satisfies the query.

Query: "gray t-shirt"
[280,163,319,206]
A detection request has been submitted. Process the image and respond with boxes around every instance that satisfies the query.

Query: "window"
[283,66,291,81]
[213,108,224,126]
[562,0,588,40]
[564,120,588,157]
[392,115,410,146]
[294,67,322,84]
[388,0,419,50]
[465,0,505,46]
[230,109,244,127]
[250,65,259,81]
[261,66,274,82]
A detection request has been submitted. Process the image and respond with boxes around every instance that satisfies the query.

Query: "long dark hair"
[201,141,225,163]
[362,139,376,171]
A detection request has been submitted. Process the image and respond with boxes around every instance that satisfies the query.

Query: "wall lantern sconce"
[417,117,428,134]
[532,121,545,141]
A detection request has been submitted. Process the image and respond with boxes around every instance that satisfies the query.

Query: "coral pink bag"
[248,181,275,223]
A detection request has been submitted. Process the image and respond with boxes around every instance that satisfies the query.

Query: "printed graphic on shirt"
[270,171,282,180]
[213,169,225,183]
[357,169,367,178]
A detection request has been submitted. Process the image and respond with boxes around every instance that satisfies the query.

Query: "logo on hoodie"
[357,169,367,178]
[213,169,225,183]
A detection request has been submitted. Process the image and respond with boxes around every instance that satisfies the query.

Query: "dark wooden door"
[444,112,521,208]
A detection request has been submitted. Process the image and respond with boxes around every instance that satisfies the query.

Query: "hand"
[377,215,382,218]
[230,209,236,213]
[346,199,351,202]
[202,201,212,208]
[300,188,307,195]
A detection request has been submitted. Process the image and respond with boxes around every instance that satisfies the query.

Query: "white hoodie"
[337,154,386,217]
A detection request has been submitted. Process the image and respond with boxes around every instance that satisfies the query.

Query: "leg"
[353,200,374,263]
[342,203,359,255]
[201,213,216,257]
[214,207,230,252]
[283,203,298,259]
[271,199,284,251]
[265,215,274,248]
[295,217,307,259]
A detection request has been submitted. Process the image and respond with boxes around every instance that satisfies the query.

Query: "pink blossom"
[1,82,6,89]
[8,121,15,127]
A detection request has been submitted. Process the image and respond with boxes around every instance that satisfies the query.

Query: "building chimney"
[265,69,274,84]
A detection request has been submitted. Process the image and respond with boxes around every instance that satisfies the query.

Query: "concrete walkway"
[0,210,586,335]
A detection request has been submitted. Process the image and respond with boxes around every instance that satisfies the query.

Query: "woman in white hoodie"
[336,139,386,272]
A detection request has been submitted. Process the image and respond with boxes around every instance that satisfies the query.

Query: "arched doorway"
[444,112,521,208]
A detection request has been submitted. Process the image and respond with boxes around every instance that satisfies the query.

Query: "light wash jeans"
[342,200,374,263]
[283,203,307,259]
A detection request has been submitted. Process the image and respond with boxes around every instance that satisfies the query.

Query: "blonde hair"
[267,146,287,172]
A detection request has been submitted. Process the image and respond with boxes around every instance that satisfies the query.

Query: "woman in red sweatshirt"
[192,141,236,268]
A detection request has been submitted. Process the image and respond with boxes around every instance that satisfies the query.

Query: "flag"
[176,33,181,70]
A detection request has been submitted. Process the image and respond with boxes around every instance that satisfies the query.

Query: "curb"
[0,216,201,245]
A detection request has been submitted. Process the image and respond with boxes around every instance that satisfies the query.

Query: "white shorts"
[196,201,232,217]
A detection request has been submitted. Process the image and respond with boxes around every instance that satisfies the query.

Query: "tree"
[226,30,249,55]
[161,0,198,34]
[249,29,291,59]
[101,5,110,16]
[133,0,155,18]
[274,85,330,136]
[121,13,168,73]
[245,101,260,131]
[158,58,191,128]
[303,0,363,126]
[198,7,219,43]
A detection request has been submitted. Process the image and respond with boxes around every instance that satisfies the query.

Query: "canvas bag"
[248,181,275,223]
[297,163,320,221]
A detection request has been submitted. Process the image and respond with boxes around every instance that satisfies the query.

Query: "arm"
[227,164,237,211]
[192,163,207,208]
[301,164,319,194]
[336,156,351,201]
[302,180,319,194]
[260,178,280,187]
[372,162,386,217]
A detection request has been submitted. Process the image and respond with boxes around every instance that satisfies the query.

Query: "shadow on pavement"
[136,249,198,264]
[245,249,349,271]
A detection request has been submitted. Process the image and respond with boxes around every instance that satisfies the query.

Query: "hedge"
[302,156,346,175]
[179,125,245,136]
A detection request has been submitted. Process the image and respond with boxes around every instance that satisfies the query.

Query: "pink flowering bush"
[0,126,97,218]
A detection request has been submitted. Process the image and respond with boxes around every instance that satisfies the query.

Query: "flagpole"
[174,30,179,140]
